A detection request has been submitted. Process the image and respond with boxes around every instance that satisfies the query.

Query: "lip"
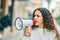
[32,20,37,25]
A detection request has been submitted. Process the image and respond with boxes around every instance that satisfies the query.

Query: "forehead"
[34,10,42,15]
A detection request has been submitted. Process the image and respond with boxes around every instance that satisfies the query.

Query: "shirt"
[31,28,56,40]
[22,36,31,40]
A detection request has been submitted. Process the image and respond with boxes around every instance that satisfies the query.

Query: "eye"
[37,15,40,17]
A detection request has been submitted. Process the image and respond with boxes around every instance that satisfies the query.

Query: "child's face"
[24,26,32,37]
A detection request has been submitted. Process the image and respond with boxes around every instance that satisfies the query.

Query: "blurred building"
[52,0,60,18]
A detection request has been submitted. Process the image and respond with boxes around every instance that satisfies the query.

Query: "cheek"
[38,17,43,23]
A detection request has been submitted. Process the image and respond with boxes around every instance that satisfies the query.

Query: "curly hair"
[32,8,60,40]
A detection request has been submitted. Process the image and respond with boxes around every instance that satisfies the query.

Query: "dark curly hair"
[32,8,60,40]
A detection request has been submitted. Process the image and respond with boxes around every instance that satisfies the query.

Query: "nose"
[34,16,37,20]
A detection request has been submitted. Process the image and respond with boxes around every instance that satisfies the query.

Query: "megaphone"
[15,17,36,30]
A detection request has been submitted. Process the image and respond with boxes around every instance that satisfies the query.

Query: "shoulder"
[45,29,56,40]
[50,30,56,36]
[47,30,56,39]
[45,29,56,35]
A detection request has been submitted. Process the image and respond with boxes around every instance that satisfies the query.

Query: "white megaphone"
[15,17,33,30]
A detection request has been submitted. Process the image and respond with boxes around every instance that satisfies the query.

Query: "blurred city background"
[0,0,60,40]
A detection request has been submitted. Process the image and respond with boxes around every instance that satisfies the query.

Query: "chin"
[35,23,38,25]
[25,34,31,37]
